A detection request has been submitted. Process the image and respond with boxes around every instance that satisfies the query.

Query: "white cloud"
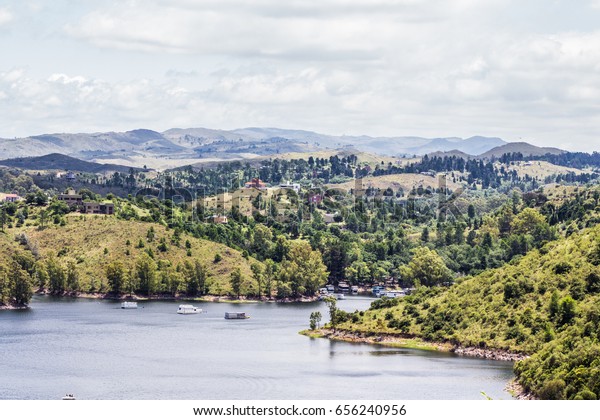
[0,8,14,26]
[2,0,600,151]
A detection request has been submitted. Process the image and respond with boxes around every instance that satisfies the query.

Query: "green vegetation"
[334,223,600,399]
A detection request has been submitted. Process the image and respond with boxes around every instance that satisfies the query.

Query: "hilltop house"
[57,189,83,206]
[82,201,114,215]
[208,214,228,224]
[279,182,301,193]
[3,194,22,203]
[244,178,268,190]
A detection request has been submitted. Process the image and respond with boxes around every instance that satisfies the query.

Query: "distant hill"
[478,142,565,159]
[0,126,571,169]
[427,150,472,160]
[0,153,144,173]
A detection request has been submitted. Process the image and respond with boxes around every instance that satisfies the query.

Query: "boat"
[224,312,249,319]
[177,304,202,314]
[351,285,359,294]
[62,394,76,400]
[120,301,138,309]
[384,291,406,298]
[332,293,345,300]
[338,282,350,293]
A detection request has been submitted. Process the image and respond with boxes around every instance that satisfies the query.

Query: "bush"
[537,379,566,400]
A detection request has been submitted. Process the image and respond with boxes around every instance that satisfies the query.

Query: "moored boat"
[177,304,202,314]
[224,312,249,319]
[121,301,138,309]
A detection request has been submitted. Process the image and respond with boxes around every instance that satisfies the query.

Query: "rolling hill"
[478,142,565,159]
[0,153,145,173]
[13,217,258,296]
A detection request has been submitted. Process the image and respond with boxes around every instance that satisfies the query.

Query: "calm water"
[0,295,514,400]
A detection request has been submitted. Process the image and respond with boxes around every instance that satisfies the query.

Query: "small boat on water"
[121,301,138,309]
[224,312,249,319]
[62,394,76,400]
[177,304,202,314]
[332,293,345,300]
[351,285,359,294]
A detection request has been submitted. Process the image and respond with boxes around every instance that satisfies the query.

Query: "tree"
[10,259,32,306]
[66,261,79,292]
[46,257,66,294]
[106,261,126,295]
[467,204,476,219]
[0,207,7,232]
[278,241,328,297]
[251,263,264,298]
[511,207,554,244]
[230,267,242,298]
[135,254,157,295]
[183,260,208,296]
[420,226,429,242]
[400,247,452,287]
[309,311,322,330]
[263,259,276,298]
[324,296,338,330]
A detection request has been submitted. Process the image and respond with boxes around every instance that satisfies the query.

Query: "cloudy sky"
[1,0,600,151]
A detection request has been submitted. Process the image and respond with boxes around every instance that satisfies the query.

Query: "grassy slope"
[15,215,257,295]
[327,173,463,193]
[337,225,600,398]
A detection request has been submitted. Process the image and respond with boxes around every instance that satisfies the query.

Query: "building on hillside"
[244,178,268,190]
[82,201,114,215]
[3,194,22,203]
[57,189,83,206]
[308,193,323,204]
[66,171,76,181]
[279,182,301,193]
[208,214,228,224]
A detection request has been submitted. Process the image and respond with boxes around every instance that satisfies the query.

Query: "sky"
[1,0,600,151]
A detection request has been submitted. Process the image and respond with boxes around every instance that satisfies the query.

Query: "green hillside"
[337,224,600,399]
[14,216,259,296]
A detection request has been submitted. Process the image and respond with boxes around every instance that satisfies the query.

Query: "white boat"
[121,301,138,309]
[225,312,249,319]
[333,293,345,300]
[384,291,406,298]
[351,286,359,294]
[62,394,76,400]
[177,304,202,314]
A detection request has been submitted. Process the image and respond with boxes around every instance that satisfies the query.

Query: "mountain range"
[0,127,566,170]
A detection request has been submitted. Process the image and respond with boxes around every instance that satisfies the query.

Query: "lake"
[0,295,514,400]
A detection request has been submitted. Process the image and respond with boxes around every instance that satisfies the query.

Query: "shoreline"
[301,328,528,361]
[301,328,534,399]
[33,291,318,304]
[0,304,28,311]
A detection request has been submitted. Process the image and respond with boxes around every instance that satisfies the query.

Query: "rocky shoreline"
[0,304,28,310]
[310,328,528,361]
[304,328,534,399]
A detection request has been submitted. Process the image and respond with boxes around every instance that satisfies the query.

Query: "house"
[66,171,76,181]
[82,201,114,215]
[279,182,301,193]
[3,194,22,203]
[208,215,228,224]
[308,193,323,204]
[244,178,268,190]
[57,189,83,206]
